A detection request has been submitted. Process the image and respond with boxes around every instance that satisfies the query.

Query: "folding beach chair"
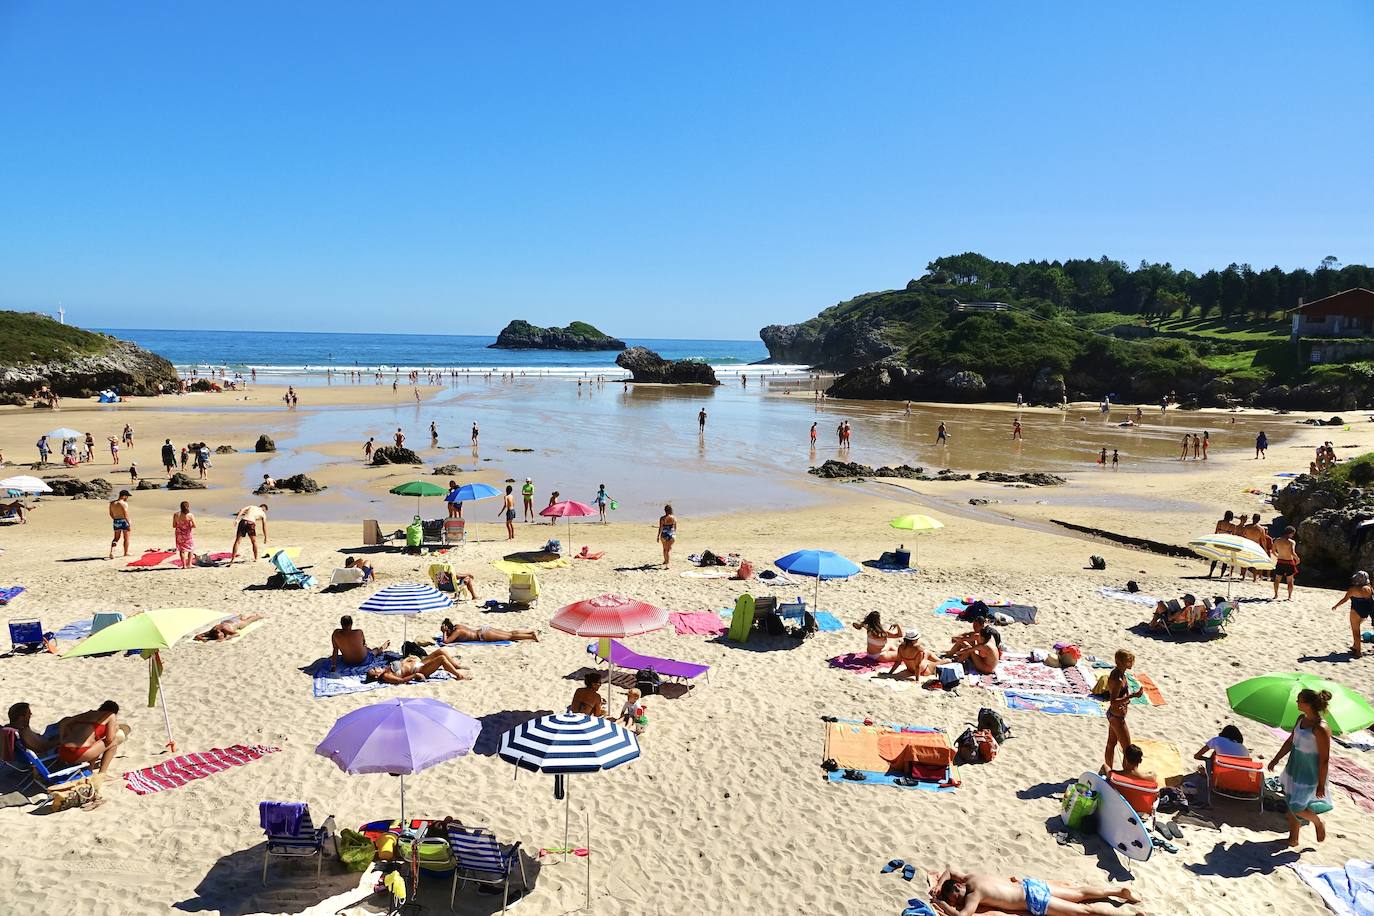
[591,638,710,691]
[1,729,92,796]
[448,826,526,914]
[1207,754,1264,811]
[7,619,54,654]
[1107,771,1160,817]
[1199,602,1235,638]
[507,571,539,607]
[362,519,396,547]
[443,518,466,547]
[428,562,458,593]
[260,801,337,884]
[328,568,366,589]
[421,519,446,550]
[269,551,316,589]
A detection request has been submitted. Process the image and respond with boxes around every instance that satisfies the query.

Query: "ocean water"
[96,328,771,376]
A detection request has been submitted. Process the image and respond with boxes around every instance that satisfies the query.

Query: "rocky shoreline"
[807,459,1065,486]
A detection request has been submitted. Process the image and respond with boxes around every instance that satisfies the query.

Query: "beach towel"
[679,570,733,579]
[716,607,844,632]
[52,618,93,642]
[260,800,308,836]
[174,551,233,568]
[126,551,175,568]
[491,557,568,575]
[310,654,455,698]
[934,597,1036,624]
[1329,755,1374,816]
[974,654,1094,696]
[1004,691,1104,717]
[932,598,966,618]
[669,612,727,636]
[1336,731,1374,752]
[0,586,26,605]
[828,653,887,674]
[1132,671,1166,706]
[1099,587,1159,606]
[432,635,513,648]
[823,719,957,792]
[1134,739,1188,782]
[1290,860,1374,916]
[123,744,280,795]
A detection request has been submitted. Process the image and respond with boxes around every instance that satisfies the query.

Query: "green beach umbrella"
[389,479,447,514]
[1226,672,1374,736]
[62,607,230,752]
[888,514,944,569]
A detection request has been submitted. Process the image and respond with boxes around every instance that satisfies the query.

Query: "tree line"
[916,253,1374,323]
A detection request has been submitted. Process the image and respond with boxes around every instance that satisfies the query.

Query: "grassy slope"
[0,311,115,364]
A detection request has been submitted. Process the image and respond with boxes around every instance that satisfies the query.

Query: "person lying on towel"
[944,618,1002,674]
[364,648,469,684]
[930,867,1143,916]
[439,618,539,643]
[195,612,265,641]
[344,556,376,582]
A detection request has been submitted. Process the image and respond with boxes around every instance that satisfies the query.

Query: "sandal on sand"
[1152,835,1178,854]
[1165,821,1184,840]
[902,864,917,881]
[881,859,904,874]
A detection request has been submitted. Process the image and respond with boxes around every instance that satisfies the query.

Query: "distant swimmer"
[698,408,707,432]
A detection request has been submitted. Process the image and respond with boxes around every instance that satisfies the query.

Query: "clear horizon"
[2,2,1371,337]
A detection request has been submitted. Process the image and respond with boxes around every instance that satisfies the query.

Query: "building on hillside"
[951,300,1010,313]
[1288,288,1374,363]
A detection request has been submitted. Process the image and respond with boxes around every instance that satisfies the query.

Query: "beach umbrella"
[1227,673,1374,736]
[0,475,52,495]
[551,595,668,710]
[61,607,230,752]
[498,712,639,872]
[445,482,500,502]
[539,500,598,555]
[45,427,83,441]
[359,583,452,643]
[389,480,447,514]
[888,514,944,568]
[316,697,480,823]
[775,549,861,613]
[1188,533,1276,599]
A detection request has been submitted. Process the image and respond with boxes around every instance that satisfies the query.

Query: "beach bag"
[973,729,998,762]
[635,667,662,696]
[1061,780,1099,829]
[1055,644,1081,666]
[1157,786,1191,815]
[1092,673,1110,695]
[977,707,1012,743]
[339,829,377,872]
[405,521,422,549]
[1089,555,1107,570]
[955,728,980,765]
[937,664,962,688]
[49,775,102,812]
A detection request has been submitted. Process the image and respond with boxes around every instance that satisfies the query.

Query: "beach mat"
[0,586,28,605]
[309,654,455,698]
[52,618,93,642]
[1004,690,1104,717]
[124,744,280,795]
[823,719,957,792]
[670,612,727,636]
[491,557,568,575]
[1289,860,1374,916]
[933,597,1035,624]
[1134,739,1188,782]
[829,653,886,674]
[1100,587,1159,606]
[975,654,1095,696]
[126,551,175,568]
[432,635,513,647]
[1329,755,1374,815]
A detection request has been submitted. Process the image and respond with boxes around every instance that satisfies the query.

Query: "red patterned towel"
[123,744,280,795]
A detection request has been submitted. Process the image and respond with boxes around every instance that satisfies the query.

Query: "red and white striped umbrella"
[550,594,668,638]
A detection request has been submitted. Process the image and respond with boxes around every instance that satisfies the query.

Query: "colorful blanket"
[1329,755,1374,816]
[310,654,454,698]
[670,612,727,636]
[124,744,280,795]
[52,618,93,642]
[491,557,568,575]
[1289,860,1374,916]
[431,635,513,648]
[973,653,1095,696]
[823,719,957,792]
[0,586,26,605]
[828,653,887,674]
[1004,691,1104,717]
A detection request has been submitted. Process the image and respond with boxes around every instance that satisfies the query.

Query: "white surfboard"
[1079,770,1153,863]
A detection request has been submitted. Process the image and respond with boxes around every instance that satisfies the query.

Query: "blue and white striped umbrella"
[497,712,640,774]
[358,583,452,642]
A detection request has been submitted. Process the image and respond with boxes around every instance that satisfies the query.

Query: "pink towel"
[828,653,885,674]
[123,744,280,795]
[669,612,727,636]
[1328,754,1374,815]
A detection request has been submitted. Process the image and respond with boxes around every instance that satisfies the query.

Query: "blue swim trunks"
[1021,877,1051,916]
[112,518,130,532]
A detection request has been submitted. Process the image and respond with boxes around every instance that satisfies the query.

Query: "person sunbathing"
[364,648,469,684]
[886,628,936,678]
[1,501,27,523]
[1149,594,1204,630]
[331,614,389,669]
[344,556,376,582]
[438,618,538,643]
[852,611,901,661]
[434,569,478,599]
[1111,743,1157,785]
[54,700,126,773]
[194,612,266,641]
[945,618,1002,674]
[570,671,607,716]
[930,867,1142,916]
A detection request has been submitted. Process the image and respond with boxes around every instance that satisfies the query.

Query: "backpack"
[635,667,662,696]
[973,729,998,762]
[1089,555,1107,570]
[977,707,1012,743]
[762,610,787,636]
[955,727,981,765]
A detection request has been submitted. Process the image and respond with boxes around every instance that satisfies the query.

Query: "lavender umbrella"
[315,697,480,823]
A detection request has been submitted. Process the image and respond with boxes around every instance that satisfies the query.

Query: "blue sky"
[1,2,1370,338]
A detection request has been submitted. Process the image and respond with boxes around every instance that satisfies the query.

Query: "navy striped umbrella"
[359,583,452,642]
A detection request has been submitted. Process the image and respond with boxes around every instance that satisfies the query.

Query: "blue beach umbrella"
[445,482,501,503]
[359,583,453,643]
[775,549,861,613]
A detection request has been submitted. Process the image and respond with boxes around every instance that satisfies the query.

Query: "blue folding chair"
[260,802,336,884]
[7,619,52,654]
[269,551,316,589]
[448,826,527,913]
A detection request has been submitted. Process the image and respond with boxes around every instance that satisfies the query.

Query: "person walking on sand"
[36,434,50,464]
[1272,526,1300,600]
[1256,430,1268,459]
[1268,688,1333,848]
[172,501,196,569]
[594,484,610,523]
[107,490,132,559]
[1332,570,1373,658]
[498,485,516,540]
[936,422,947,445]
[394,428,405,449]
[657,504,677,566]
[109,436,121,465]
[363,437,374,462]
[522,478,535,523]
[1101,649,1144,774]
[698,409,707,433]
[228,504,269,565]
[161,439,177,478]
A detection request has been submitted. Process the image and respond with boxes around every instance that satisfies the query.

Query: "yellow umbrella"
[62,607,229,752]
[1188,534,1276,599]
[889,514,944,568]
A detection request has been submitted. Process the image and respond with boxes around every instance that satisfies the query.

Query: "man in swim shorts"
[931,868,1141,915]
[229,503,269,565]
[1272,525,1299,600]
[108,490,132,559]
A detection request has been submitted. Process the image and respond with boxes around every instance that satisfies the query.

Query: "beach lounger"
[269,551,316,589]
[1,730,92,795]
[591,638,710,688]
[507,570,539,607]
[1207,754,1264,811]
[7,619,54,654]
[260,801,337,884]
[328,568,366,589]
[443,518,466,547]
[448,826,527,914]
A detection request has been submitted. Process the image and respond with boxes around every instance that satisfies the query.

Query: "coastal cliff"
[0,312,178,397]
[616,347,719,385]
[489,320,627,351]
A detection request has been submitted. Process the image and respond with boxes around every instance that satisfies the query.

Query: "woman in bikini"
[1102,648,1144,773]
[438,618,539,643]
[194,612,265,641]
[657,504,677,566]
[1332,570,1373,658]
[886,628,936,678]
[56,700,125,773]
[852,611,901,662]
[364,648,469,684]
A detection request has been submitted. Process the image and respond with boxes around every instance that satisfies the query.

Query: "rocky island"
[0,311,178,397]
[489,320,627,351]
[616,347,719,385]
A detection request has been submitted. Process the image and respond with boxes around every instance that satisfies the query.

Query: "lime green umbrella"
[62,607,229,752]
[888,514,944,568]
[390,480,447,514]
[1227,672,1374,736]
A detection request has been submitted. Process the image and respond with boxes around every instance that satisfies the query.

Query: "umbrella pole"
[813,576,820,616]
[400,773,406,826]
[563,783,571,866]
[586,809,592,911]
[154,659,176,753]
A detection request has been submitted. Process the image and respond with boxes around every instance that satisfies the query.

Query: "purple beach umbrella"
[316,697,480,822]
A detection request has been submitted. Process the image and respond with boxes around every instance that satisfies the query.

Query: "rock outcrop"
[254,435,276,453]
[490,320,626,351]
[215,445,237,454]
[976,471,1066,487]
[760,316,896,370]
[0,312,178,397]
[615,348,719,385]
[135,479,162,490]
[808,460,1062,486]
[432,464,463,476]
[1274,473,1374,582]
[45,476,113,499]
[256,473,321,495]
[371,446,422,466]
[167,472,206,490]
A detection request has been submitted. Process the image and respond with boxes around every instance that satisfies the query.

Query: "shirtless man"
[330,615,388,670]
[1237,513,1270,582]
[108,489,132,559]
[6,702,56,754]
[498,485,516,540]
[946,619,1002,674]
[931,868,1142,916]
[1272,525,1300,600]
[1207,510,1236,578]
[229,503,269,564]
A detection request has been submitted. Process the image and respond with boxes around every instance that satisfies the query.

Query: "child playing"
[619,688,648,735]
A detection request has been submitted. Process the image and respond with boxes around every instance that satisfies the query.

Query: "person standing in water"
[809,422,817,446]
[657,504,677,566]
[498,485,515,540]
[697,409,706,433]
[1111,449,1119,469]
[521,478,535,523]
[594,484,610,523]
[471,422,479,446]
[1012,419,1022,440]
[936,422,947,444]
[363,437,374,462]
[1255,430,1268,459]
[430,421,438,446]
[1202,430,1210,460]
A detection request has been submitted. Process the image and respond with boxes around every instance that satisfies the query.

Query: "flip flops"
[1164,820,1184,840]
[842,768,867,781]
[902,864,917,881]
[1151,834,1178,854]
[881,858,904,874]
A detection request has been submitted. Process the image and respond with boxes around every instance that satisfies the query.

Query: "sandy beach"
[1,387,1369,916]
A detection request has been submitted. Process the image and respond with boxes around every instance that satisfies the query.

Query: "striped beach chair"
[448,826,526,913]
[260,802,336,884]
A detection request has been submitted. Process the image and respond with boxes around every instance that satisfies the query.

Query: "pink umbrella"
[539,500,598,555]
[551,594,668,709]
